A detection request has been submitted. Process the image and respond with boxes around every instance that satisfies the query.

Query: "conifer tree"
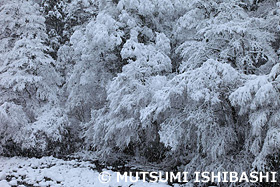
[0,0,64,155]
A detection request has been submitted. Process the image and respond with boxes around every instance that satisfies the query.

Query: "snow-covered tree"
[78,0,189,162]
[0,0,65,155]
[85,28,172,161]
[41,0,96,59]
[230,63,280,172]
[175,0,277,74]
[156,60,247,172]
[65,11,124,124]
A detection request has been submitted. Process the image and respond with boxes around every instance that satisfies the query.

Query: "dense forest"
[0,0,280,186]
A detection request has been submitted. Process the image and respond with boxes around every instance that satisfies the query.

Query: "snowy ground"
[0,156,177,187]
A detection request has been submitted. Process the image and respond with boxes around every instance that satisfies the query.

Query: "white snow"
[0,180,10,187]
[0,157,172,187]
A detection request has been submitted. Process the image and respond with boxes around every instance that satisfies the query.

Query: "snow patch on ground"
[0,156,173,187]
